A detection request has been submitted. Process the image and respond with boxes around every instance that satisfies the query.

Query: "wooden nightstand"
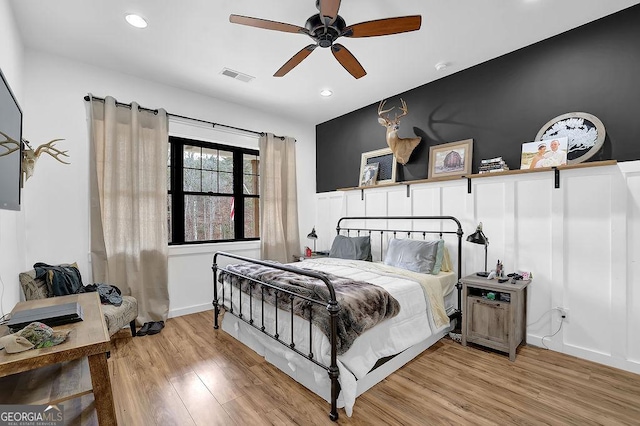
[461,274,531,361]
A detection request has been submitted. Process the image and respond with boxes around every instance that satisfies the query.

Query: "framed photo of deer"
[427,139,473,179]
[359,147,397,186]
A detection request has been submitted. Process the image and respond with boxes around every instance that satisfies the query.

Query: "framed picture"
[360,162,379,186]
[535,112,605,165]
[360,148,397,186]
[520,137,568,170]
[428,139,473,179]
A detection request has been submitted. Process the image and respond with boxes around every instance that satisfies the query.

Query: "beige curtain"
[259,133,300,262]
[88,95,169,324]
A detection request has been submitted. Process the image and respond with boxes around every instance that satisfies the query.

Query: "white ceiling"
[9,0,640,125]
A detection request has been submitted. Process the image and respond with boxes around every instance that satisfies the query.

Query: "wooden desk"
[0,293,116,425]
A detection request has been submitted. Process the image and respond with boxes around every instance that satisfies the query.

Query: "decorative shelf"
[338,160,618,196]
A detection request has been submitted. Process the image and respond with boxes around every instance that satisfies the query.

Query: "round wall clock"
[535,112,606,165]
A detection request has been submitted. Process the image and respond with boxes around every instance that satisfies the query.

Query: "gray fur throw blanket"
[219,262,401,355]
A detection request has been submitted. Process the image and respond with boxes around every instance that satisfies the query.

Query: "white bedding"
[218,257,456,416]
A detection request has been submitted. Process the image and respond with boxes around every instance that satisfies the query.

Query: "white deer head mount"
[0,131,70,184]
[377,99,422,165]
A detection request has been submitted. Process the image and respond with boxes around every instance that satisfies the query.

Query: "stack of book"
[478,157,510,174]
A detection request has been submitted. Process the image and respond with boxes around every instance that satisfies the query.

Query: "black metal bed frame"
[212,216,463,421]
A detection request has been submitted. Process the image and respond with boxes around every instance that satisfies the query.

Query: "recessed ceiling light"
[125,14,148,29]
[320,89,333,97]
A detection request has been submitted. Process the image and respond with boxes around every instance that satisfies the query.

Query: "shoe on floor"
[136,322,152,337]
[147,321,165,335]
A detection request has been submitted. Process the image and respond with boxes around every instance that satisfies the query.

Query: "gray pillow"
[329,235,372,261]
[384,238,442,274]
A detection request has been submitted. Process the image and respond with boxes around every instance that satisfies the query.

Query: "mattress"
[218,257,456,415]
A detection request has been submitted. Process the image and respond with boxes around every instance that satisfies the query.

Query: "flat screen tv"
[0,67,22,211]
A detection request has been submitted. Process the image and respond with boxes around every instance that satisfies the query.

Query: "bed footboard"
[212,252,341,421]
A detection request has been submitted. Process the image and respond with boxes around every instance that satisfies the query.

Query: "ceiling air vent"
[220,68,254,83]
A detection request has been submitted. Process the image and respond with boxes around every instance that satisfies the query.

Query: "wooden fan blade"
[344,15,422,38]
[274,45,317,77]
[331,43,366,79]
[230,14,307,34]
[319,0,341,22]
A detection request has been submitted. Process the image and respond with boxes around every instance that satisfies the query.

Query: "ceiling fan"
[229,0,421,79]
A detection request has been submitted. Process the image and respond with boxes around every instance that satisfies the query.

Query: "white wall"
[316,161,640,375]
[19,50,317,317]
[0,0,26,316]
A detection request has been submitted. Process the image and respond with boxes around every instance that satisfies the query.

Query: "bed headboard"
[335,215,464,321]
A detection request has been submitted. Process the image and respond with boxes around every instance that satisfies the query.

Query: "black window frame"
[169,135,260,245]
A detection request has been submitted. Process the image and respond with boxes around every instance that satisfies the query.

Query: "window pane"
[244,198,260,238]
[202,170,218,193]
[201,147,217,171]
[243,154,259,195]
[219,150,234,172]
[184,195,234,241]
[183,168,201,192]
[219,171,233,193]
[244,174,259,195]
[183,146,201,169]
[243,154,259,174]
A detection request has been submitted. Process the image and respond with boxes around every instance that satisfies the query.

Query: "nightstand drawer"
[466,296,510,346]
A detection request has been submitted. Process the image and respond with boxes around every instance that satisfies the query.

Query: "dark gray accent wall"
[316,4,640,192]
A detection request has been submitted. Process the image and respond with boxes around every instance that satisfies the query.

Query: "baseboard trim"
[168,303,212,319]
[527,334,640,375]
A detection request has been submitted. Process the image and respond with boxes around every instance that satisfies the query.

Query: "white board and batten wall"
[315,161,640,375]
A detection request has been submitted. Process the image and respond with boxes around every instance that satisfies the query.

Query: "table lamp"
[467,222,489,277]
[307,227,318,253]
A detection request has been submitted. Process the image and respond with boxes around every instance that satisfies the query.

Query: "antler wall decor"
[0,131,70,184]
[377,99,422,165]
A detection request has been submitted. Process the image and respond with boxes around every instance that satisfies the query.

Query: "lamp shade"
[307,227,318,240]
[466,223,488,246]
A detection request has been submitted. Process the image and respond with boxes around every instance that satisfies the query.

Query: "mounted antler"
[23,139,70,181]
[377,99,421,165]
[0,131,21,157]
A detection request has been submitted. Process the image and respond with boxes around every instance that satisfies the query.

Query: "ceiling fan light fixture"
[320,89,333,97]
[125,14,148,29]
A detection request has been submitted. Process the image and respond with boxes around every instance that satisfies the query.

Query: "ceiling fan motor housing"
[305,14,346,47]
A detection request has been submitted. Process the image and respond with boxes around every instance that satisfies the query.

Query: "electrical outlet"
[555,307,569,323]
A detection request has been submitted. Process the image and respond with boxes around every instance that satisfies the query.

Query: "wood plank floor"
[67,310,640,425]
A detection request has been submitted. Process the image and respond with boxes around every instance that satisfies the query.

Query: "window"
[168,136,259,244]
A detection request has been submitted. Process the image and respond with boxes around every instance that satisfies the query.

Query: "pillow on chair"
[19,270,50,300]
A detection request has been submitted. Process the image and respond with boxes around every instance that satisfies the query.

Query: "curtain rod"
[83,95,289,140]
